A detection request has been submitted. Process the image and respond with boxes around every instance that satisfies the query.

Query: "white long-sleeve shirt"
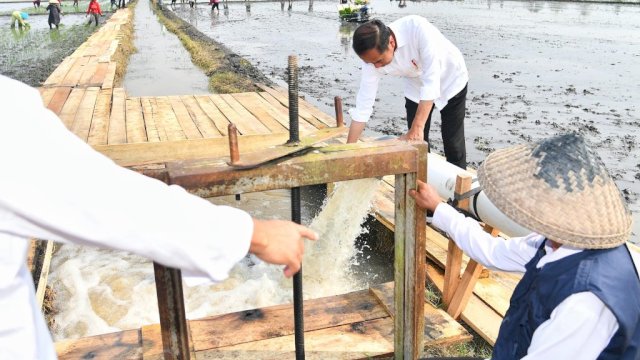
[348,15,469,123]
[0,75,254,359]
[432,203,640,360]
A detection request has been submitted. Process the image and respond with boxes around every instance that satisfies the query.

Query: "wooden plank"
[61,56,91,87]
[268,84,338,127]
[426,263,501,346]
[180,95,223,138]
[198,307,469,359]
[125,97,148,143]
[251,92,317,133]
[78,59,99,87]
[168,96,203,139]
[44,57,76,86]
[209,95,270,135]
[39,87,57,107]
[444,175,472,306]
[35,241,54,309]
[47,87,72,115]
[190,289,388,351]
[102,62,117,90]
[447,260,484,320]
[155,97,187,141]
[140,97,162,142]
[193,95,230,136]
[230,93,287,134]
[197,317,394,360]
[58,88,85,129]
[108,88,127,144]
[88,88,113,146]
[257,89,327,130]
[94,133,292,167]
[71,87,99,142]
[370,282,470,346]
[89,62,110,87]
[55,329,142,360]
[256,84,329,129]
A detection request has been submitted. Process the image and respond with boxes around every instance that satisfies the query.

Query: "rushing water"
[49,179,384,340]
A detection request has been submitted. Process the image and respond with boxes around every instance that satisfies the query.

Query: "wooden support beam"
[153,263,191,360]
[168,143,420,197]
[393,143,427,360]
[447,260,484,320]
[443,174,472,306]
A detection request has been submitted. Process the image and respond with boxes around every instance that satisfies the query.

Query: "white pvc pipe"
[427,153,531,238]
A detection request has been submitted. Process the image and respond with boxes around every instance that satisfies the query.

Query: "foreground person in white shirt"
[409,133,640,359]
[347,16,469,169]
[0,75,318,359]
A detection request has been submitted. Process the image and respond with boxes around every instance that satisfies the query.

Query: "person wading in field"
[86,0,102,26]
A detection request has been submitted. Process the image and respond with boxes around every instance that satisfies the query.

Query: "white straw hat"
[478,133,632,249]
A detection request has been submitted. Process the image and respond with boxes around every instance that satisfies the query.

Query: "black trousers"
[405,84,467,169]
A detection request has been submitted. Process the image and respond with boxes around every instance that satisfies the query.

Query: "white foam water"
[49,178,381,340]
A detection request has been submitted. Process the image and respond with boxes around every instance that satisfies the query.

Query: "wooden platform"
[56,285,470,359]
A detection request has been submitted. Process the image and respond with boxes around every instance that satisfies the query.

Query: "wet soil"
[171,0,640,242]
[0,13,108,86]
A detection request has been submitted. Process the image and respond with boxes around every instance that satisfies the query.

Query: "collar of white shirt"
[537,240,583,269]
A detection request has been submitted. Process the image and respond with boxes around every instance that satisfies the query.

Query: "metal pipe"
[334,96,344,127]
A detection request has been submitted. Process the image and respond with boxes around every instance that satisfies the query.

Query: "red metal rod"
[334,96,344,127]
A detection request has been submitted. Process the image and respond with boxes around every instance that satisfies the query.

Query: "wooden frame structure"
[149,140,427,359]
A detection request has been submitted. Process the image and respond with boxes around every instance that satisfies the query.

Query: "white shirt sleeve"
[348,62,381,123]
[524,292,619,360]
[0,76,253,283]
[415,26,441,101]
[431,203,540,272]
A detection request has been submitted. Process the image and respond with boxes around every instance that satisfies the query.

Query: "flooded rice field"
[0,12,104,85]
[170,0,640,242]
[123,0,210,95]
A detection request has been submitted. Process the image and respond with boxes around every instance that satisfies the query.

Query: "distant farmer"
[86,0,103,26]
[10,11,30,29]
[33,0,41,8]
[410,133,640,359]
[111,0,117,10]
[210,0,220,12]
[348,16,469,169]
[73,0,79,7]
[118,0,126,8]
[46,0,63,29]
[189,0,195,8]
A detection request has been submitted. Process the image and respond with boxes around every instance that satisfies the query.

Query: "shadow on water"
[170,0,640,243]
[123,0,210,96]
[0,13,101,86]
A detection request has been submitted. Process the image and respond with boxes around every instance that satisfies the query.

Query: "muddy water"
[122,0,210,95]
[172,0,640,242]
[0,14,99,85]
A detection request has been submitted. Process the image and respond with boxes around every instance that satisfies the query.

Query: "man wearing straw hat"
[410,133,640,359]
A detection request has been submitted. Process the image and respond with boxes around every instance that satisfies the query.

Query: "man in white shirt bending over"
[0,75,318,359]
[410,133,640,359]
[347,16,469,169]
